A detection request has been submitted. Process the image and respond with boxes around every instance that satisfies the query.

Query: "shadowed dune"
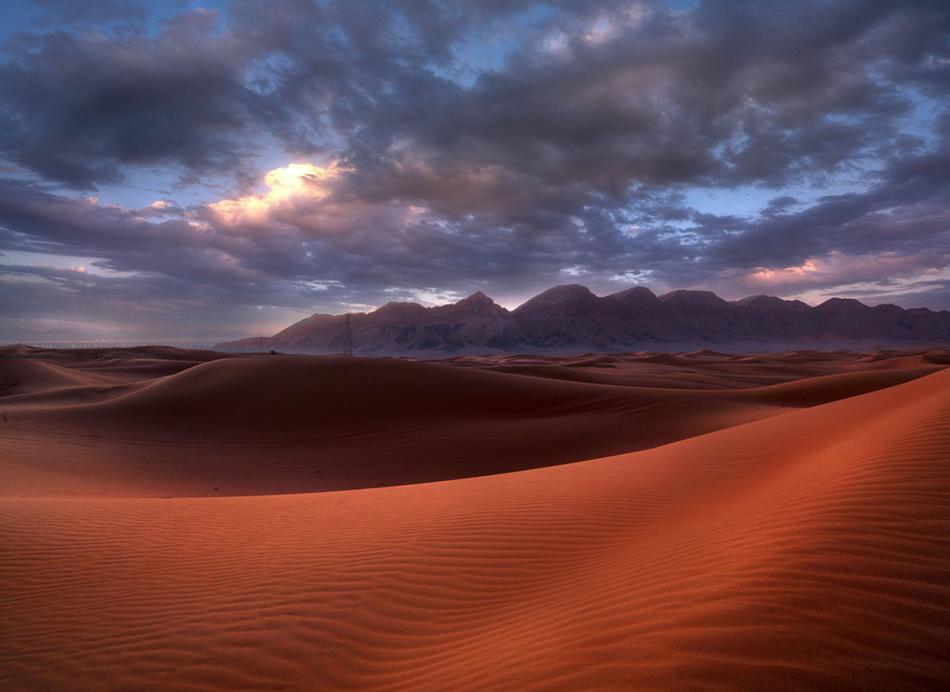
[439,348,950,388]
[1,368,949,689]
[66,357,213,382]
[0,357,123,396]
[0,349,943,496]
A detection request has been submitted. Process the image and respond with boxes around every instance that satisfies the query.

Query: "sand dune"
[0,356,123,396]
[1,349,944,496]
[439,347,948,389]
[2,367,948,689]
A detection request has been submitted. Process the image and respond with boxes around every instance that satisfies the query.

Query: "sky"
[0,0,948,342]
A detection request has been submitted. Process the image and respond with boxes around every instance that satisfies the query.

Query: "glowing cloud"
[209,162,348,226]
[752,260,819,284]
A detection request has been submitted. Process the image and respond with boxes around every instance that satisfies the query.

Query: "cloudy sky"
[1,0,948,342]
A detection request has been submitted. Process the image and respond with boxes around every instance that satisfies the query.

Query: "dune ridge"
[0,350,943,496]
[1,369,948,688]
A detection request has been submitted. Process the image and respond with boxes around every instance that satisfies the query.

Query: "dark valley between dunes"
[3,344,946,496]
[217,285,950,355]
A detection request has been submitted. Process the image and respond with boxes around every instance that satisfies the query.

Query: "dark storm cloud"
[30,0,147,26]
[1,0,950,338]
[354,0,945,198]
[707,150,950,270]
[4,0,948,192]
[0,7,264,188]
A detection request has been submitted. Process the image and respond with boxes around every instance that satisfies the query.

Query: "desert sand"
[1,346,949,689]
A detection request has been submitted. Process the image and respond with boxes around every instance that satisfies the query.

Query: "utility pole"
[343,313,354,357]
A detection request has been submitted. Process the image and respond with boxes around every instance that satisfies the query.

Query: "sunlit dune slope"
[0,357,122,396]
[0,353,940,496]
[64,357,214,382]
[2,369,949,689]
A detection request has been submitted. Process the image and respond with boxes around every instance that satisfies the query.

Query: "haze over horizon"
[1,0,949,342]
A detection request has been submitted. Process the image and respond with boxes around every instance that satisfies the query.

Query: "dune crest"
[0,348,944,496]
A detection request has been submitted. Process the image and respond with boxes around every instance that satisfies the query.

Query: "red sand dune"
[1,347,949,689]
[0,356,123,396]
[0,350,942,496]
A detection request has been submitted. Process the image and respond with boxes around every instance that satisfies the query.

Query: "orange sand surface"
[1,347,948,689]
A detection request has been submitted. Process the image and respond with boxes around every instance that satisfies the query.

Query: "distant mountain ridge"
[216,285,950,355]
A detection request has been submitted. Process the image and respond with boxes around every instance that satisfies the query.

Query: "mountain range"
[216,285,950,355]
